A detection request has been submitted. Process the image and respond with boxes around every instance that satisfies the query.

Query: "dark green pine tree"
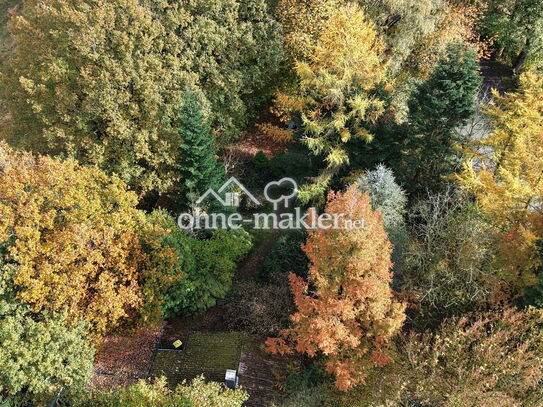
[399,44,482,196]
[175,93,224,211]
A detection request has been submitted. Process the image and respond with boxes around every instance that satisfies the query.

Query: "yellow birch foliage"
[406,0,489,77]
[456,73,543,293]
[266,186,405,391]
[0,142,179,339]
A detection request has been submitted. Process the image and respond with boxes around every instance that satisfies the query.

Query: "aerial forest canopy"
[1,0,543,406]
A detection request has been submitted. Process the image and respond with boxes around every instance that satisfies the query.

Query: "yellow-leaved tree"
[273,4,387,203]
[0,142,180,339]
[275,0,341,61]
[456,73,543,296]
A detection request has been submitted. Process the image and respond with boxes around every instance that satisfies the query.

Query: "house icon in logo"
[196,177,260,208]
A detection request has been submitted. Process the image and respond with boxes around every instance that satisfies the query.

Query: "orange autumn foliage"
[0,142,180,339]
[257,123,294,144]
[266,186,405,391]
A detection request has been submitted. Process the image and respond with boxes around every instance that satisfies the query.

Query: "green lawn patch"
[151,331,247,387]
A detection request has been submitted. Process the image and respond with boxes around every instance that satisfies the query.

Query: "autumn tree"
[343,308,543,407]
[456,73,543,296]
[481,0,543,72]
[359,0,464,75]
[266,186,405,391]
[399,0,488,77]
[400,189,498,327]
[273,5,387,203]
[0,0,194,194]
[276,0,482,77]
[174,93,224,211]
[398,308,543,407]
[0,0,282,195]
[0,142,179,339]
[275,0,341,61]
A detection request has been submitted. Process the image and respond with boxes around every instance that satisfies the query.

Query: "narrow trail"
[235,228,282,281]
[236,200,293,281]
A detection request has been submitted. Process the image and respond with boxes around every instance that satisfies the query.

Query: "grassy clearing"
[151,331,247,386]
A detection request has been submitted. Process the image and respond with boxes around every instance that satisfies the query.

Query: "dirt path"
[235,227,282,281]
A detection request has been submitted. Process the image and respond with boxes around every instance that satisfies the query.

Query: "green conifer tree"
[399,44,481,195]
[175,93,224,211]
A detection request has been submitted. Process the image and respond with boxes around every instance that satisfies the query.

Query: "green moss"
[151,332,247,386]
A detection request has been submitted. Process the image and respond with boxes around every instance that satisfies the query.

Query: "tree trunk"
[513,38,530,74]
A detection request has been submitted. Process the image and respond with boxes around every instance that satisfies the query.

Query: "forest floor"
[225,109,288,159]
[480,59,515,95]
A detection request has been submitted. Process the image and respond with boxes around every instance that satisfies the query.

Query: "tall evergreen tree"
[175,93,224,211]
[398,44,481,195]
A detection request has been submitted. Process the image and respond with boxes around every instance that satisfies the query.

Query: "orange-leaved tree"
[0,142,180,339]
[266,186,405,391]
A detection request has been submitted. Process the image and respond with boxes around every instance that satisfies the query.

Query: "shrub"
[400,189,498,327]
[344,308,543,407]
[73,376,248,407]
[225,277,294,336]
[259,230,308,282]
[0,264,94,402]
[399,308,543,407]
[158,213,253,317]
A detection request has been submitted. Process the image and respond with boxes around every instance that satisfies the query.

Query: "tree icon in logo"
[264,178,298,210]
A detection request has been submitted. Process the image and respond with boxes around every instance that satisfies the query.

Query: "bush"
[225,276,294,336]
[400,189,498,327]
[260,230,308,282]
[274,386,337,407]
[344,308,543,407]
[398,308,543,407]
[0,264,94,403]
[73,376,248,407]
[159,213,253,317]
